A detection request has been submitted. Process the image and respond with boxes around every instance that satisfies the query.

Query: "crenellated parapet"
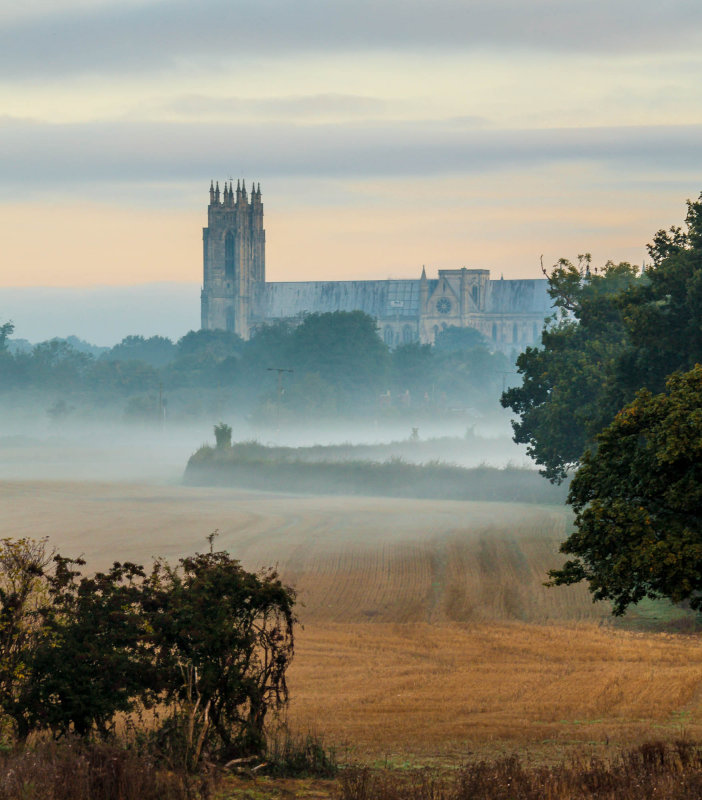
[200,181,553,351]
[201,179,266,338]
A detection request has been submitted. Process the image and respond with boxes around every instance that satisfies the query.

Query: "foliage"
[0,321,13,352]
[0,539,296,766]
[11,558,159,740]
[265,730,338,778]
[0,538,52,736]
[548,365,702,615]
[213,422,232,449]
[165,329,245,388]
[185,442,567,505]
[503,193,702,484]
[147,547,296,768]
[176,329,244,362]
[389,343,434,398]
[501,257,638,482]
[616,194,702,398]
[105,335,176,368]
[286,311,389,410]
[0,307,514,419]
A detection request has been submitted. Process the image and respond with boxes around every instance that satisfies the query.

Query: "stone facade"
[200,179,265,339]
[201,182,553,351]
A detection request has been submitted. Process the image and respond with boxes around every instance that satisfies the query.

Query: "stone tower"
[200,179,265,337]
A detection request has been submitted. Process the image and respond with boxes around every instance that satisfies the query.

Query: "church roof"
[256,277,552,320]
[259,280,422,319]
[484,279,552,314]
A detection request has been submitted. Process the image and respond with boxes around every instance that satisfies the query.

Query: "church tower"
[200,179,265,338]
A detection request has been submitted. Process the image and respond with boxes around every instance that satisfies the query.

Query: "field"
[2,478,702,771]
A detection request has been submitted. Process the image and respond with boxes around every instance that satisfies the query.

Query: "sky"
[2,0,702,341]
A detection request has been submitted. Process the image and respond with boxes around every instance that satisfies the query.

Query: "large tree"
[501,257,639,482]
[548,365,702,614]
[502,193,702,483]
[616,195,702,398]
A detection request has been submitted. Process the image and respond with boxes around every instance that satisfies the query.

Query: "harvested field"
[288,622,702,761]
[1,479,701,762]
[0,480,592,624]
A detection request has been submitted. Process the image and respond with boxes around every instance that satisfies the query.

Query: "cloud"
[2,0,702,78]
[0,117,700,193]
[166,93,388,119]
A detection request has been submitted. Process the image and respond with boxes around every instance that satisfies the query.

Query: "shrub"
[266,730,338,778]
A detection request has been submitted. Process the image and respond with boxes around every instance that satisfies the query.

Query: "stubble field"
[1,479,701,761]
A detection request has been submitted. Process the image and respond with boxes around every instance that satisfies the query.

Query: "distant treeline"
[0,312,512,422]
[184,440,567,504]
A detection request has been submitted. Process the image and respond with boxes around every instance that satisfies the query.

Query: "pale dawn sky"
[2,0,702,294]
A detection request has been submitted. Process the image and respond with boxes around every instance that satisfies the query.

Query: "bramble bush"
[0,535,296,771]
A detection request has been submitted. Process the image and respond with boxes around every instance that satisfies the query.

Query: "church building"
[200,181,553,351]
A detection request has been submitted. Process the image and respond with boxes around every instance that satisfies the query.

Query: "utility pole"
[266,367,293,435]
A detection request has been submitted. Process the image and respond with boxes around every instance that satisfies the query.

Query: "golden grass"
[3,480,702,763]
[0,480,601,625]
[287,622,702,762]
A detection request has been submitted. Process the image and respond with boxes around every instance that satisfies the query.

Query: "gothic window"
[402,325,413,344]
[492,323,498,340]
[436,297,451,314]
[533,322,539,340]
[512,322,519,342]
[225,231,236,279]
[226,307,235,332]
[472,285,479,305]
[384,327,394,346]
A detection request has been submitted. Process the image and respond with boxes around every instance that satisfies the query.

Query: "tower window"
[492,323,498,340]
[512,322,519,342]
[225,231,235,279]
[472,285,479,305]
[226,307,235,332]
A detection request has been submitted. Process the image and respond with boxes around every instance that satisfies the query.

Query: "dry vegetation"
[0,481,591,625]
[287,622,702,762]
[336,741,702,800]
[1,478,702,797]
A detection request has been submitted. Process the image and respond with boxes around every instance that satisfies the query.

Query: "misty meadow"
[1,193,702,799]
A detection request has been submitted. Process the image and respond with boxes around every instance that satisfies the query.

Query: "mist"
[0,398,531,485]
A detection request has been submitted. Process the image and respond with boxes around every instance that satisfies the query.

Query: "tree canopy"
[502,192,702,613]
[548,365,702,614]
[501,257,639,482]
[0,538,296,767]
[502,193,702,483]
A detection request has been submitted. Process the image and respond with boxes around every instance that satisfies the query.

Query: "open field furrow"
[288,622,702,760]
[3,480,701,762]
